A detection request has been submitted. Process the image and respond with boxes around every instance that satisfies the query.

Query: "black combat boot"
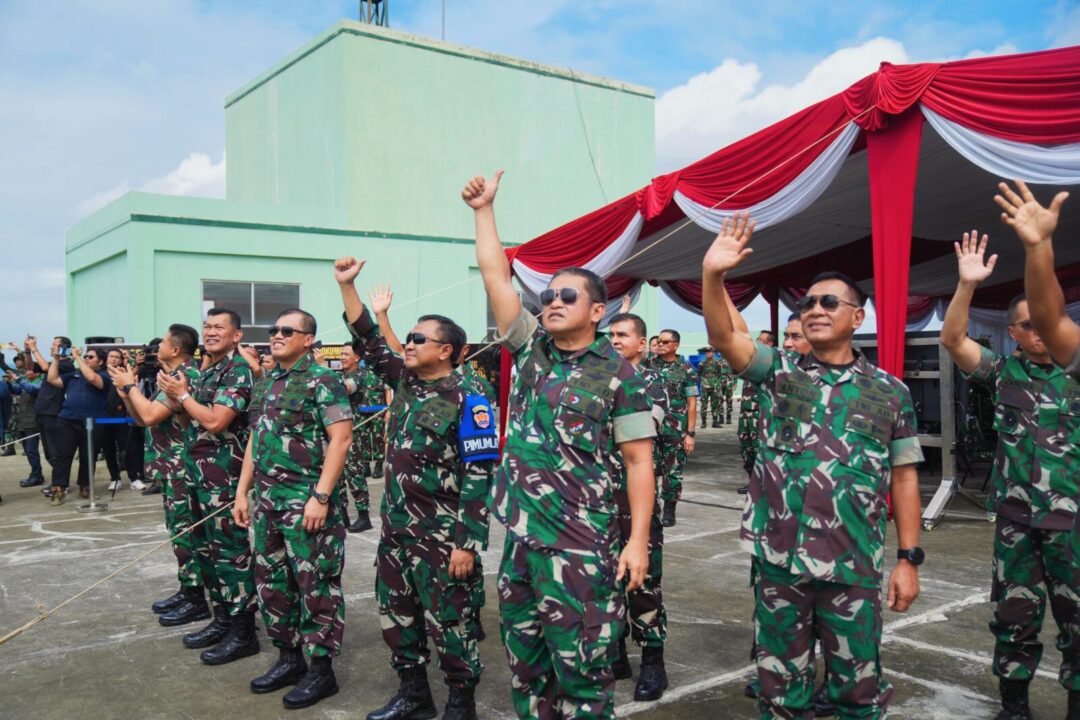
[251,647,308,694]
[994,678,1032,720]
[712,417,721,428]
[443,685,478,720]
[744,679,760,698]
[634,645,668,701]
[183,605,230,648]
[283,655,339,709]
[1068,689,1080,720]
[366,665,437,720]
[158,585,210,627]
[152,586,187,614]
[661,501,677,527]
[200,608,260,665]
[812,681,835,717]
[373,460,385,479]
[612,637,633,680]
[349,509,373,533]
[701,415,708,428]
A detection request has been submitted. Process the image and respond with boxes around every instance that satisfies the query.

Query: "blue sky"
[1,0,1077,346]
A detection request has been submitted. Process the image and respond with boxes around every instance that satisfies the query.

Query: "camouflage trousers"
[616,511,666,648]
[359,412,386,464]
[699,385,730,424]
[189,477,257,616]
[990,516,1080,689]
[498,536,623,720]
[738,398,760,474]
[655,435,686,502]
[342,443,370,512]
[253,499,346,658]
[753,559,891,719]
[162,474,200,588]
[376,538,484,688]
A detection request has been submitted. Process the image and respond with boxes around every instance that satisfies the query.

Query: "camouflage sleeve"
[612,371,656,444]
[455,458,492,553]
[342,375,359,394]
[1066,345,1080,384]
[314,374,354,428]
[213,361,252,412]
[684,362,700,397]
[737,341,779,385]
[345,308,406,390]
[888,381,924,467]
[500,306,540,356]
[248,375,272,426]
[964,344,1004,384]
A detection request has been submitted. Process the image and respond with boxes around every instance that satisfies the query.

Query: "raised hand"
[702,212,757,276]
[368,283,394,315]
[620,294,632,314]
[461,171,503,210]
[995,179,1069,247]
[334,256,366,285]
[313,347,327,367]
[237,344,259,367]
[954,230,996,286]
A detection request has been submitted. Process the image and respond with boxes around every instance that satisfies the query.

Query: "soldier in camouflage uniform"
[339,342,385,532]
[703,213,924,720]
[698,347,725,427]
[465,171,656,720]
[942,229,1080,719]
[232,308,353,709]
[110,325,204,620]
[736,330,777,496]
[717,354,734,423]
[158,307,259,665]
[649,329,698,527]
[608,312,671,702]
[336,257,498,720]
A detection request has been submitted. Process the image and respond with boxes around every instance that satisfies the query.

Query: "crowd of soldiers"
[51,175,1076,720]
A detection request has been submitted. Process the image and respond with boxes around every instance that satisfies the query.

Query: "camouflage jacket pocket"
[434,564,482,624]
[414,396,458,440]
[555,386,604,453]
[994,384,1035,437]
[840,414,890,478]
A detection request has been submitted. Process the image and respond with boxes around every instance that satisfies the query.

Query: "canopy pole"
[867,108,924,377]
[769,291,779,340]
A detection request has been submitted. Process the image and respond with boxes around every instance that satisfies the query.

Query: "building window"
[202,281,300,339]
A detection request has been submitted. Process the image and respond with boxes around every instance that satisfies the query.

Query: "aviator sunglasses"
[267,326,314,338]
[539,287,581,306]
[404,332,448,346]
[796,294,861,313]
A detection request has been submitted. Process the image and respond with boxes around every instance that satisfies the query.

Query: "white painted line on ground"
[884,591,990,633]
[616,662,756,716]
[887,635,1057,681]
[665,524,741,544]
[885,668,994,702]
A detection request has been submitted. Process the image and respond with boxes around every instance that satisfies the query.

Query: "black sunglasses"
[796,294,861,313]
[267,326,314,338]
[405,332,448,346]
[1009,320,1036,332]
[540,287,580,306]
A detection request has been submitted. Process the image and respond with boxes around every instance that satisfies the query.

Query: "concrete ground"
[0,420,1068,719]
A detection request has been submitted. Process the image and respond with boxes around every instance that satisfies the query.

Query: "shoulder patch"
[458,394,499,463]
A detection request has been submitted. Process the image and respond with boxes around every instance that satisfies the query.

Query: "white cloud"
[141,151,226,198]
[656,37,909,171]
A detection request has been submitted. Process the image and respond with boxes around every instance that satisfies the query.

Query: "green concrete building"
[66,20,658,346]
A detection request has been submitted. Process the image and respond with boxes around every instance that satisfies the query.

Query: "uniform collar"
[272,352,313,380]
[797,347,872,384]
[543,330,614,362]
[1015,352,1062,379]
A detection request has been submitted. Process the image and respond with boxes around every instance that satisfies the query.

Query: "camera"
[138,342,161,379]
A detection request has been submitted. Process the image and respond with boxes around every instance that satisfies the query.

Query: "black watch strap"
[897,547,925,566]
[687,431,696,437]
[312,490,330,505]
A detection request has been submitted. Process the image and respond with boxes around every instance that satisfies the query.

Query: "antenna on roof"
[359,0,389,27]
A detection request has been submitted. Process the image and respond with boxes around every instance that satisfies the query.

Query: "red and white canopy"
[506,45,1080,375]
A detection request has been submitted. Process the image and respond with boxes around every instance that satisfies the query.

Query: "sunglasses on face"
[783,332,805,341]
[657,339,676,345]
[404,332,448,346]
[796,294,861,313]
[1010,320,1036,332]
[539,287,580,306]
[267,326,313,338]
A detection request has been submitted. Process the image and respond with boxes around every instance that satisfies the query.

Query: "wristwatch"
[897,547,925,566]
[687,431,696,438]
[177,392,191,404]
[312,490,330,505]
[122,383,137,394]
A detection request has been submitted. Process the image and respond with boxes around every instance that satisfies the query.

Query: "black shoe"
[994,678,1032,720]
[348,511,373,533]
[373,461,384,479]
[200,609,260,665]
[152,587,187,614]
[613,637,633,680]
[366,666,437,720]
[159,586,210,627]
[183,605,230,648]
[736,484,749,495]
[2,447,16,457]
[813,682,835,717]
[744,680,760,699]
[19,476,44,487]
[251,647,308,694]
[141,482,162,496]
[1068,688,1080,720]
[712,420,721,428]
[443,685,477,720]
[661,501,677,528]
[633,645,668,701]
[283,655,338,709]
